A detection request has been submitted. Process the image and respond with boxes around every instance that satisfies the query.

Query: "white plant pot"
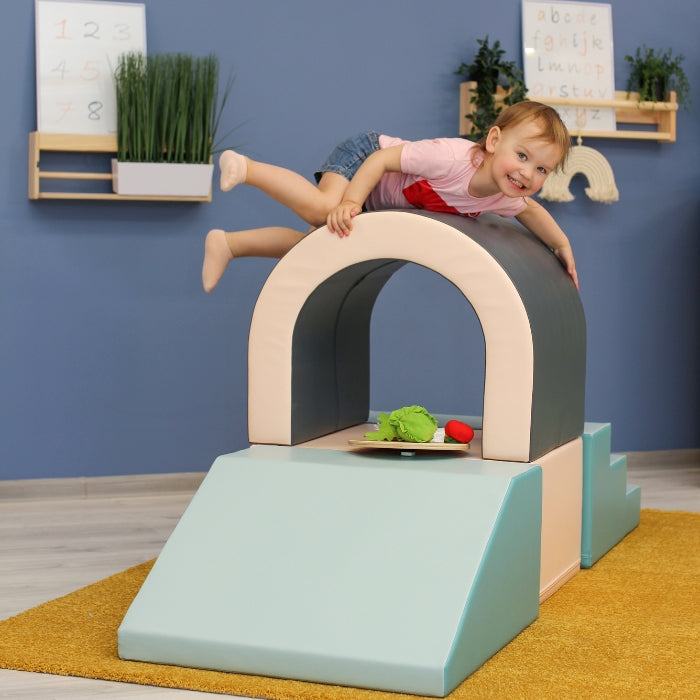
[111,160,214,197]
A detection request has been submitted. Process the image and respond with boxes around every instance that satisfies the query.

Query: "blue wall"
[1,0,698,480]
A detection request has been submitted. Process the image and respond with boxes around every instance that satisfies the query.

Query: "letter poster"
[522,1,615,132]
[35,0,146,134]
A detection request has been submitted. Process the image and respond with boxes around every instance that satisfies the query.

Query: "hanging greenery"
[624,46,691,110]
[114,52,235,163]
[455,37,528,140]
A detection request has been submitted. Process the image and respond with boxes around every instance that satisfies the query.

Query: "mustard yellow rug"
[1,509,698,699]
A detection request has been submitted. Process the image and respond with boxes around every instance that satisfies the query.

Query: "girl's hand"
[327,200,363,237]
[515,199,579,290]
[554,244,579,290]
[326,146,404,237]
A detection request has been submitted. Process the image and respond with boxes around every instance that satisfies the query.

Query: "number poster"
[521,1,616,132]
[35,0,146,134]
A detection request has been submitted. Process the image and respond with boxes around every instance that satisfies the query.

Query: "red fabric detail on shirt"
[402,180,481,218]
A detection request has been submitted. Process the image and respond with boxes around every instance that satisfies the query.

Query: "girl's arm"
[327,145,404,236]
[516,197,579,289]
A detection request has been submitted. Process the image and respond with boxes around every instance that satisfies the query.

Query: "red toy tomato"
[444,419,474,444]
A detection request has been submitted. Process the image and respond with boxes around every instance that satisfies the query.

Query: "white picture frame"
[521,1,616,132]
[35,0,146,134]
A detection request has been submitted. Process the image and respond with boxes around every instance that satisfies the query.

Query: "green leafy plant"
[114,52,235,163]
[363,406,438,443]
[455,37,528,140]
[624,46,691,110]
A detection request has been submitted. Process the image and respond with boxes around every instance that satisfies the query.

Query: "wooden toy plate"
[348,439,470,451]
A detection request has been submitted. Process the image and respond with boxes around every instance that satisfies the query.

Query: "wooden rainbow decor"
[539,144,619,204]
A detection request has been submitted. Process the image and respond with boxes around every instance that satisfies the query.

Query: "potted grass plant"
[112,51,233,197]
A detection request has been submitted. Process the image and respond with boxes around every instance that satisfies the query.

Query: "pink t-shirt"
[364,135,527,218]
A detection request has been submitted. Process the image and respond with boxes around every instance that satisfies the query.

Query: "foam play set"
[118,211,641,697]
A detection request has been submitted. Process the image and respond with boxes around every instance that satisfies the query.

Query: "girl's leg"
[203,167,349,292]
[202,226,306,292]
[219,150,349,227]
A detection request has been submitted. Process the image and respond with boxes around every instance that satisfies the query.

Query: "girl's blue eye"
[518,152,527,160]
[537,166,547,174]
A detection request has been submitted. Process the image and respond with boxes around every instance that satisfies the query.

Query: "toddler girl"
[203,101,578,291]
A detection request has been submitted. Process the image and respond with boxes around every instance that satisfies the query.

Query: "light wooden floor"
[0,450,697,699]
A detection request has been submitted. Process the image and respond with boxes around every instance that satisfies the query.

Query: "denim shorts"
[314,131,381,183]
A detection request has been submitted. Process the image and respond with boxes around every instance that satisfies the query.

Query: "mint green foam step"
[581,423,641,568]
[118,445,542,697]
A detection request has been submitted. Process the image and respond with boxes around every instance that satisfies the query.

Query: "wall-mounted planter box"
[111,160,214,197]
[28,132,212,201]
[459,81,678,142]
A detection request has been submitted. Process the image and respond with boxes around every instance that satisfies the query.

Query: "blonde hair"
[474,101,571,171]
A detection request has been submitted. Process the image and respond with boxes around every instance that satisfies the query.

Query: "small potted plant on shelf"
[455,36,528,140]
[624,45,691,110]
[112,51,234,197]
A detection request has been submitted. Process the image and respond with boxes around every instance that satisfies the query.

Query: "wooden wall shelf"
[28,132,212,201]
[459,82,678,143]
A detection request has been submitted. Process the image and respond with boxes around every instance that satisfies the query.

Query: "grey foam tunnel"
[248,210,586,462]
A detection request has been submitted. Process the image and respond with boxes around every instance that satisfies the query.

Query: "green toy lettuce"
[364,405,438,443]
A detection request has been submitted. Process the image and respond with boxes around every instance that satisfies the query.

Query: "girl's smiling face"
[484,119,563,198]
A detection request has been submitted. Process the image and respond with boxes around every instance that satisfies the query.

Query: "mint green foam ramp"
[581,423,641,568]
[119,446,542,697]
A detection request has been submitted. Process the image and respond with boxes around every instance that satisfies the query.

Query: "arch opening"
[369,263,485,419]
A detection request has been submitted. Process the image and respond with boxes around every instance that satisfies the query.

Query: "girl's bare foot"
[202,229,234,292]
[219,150,247,192]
